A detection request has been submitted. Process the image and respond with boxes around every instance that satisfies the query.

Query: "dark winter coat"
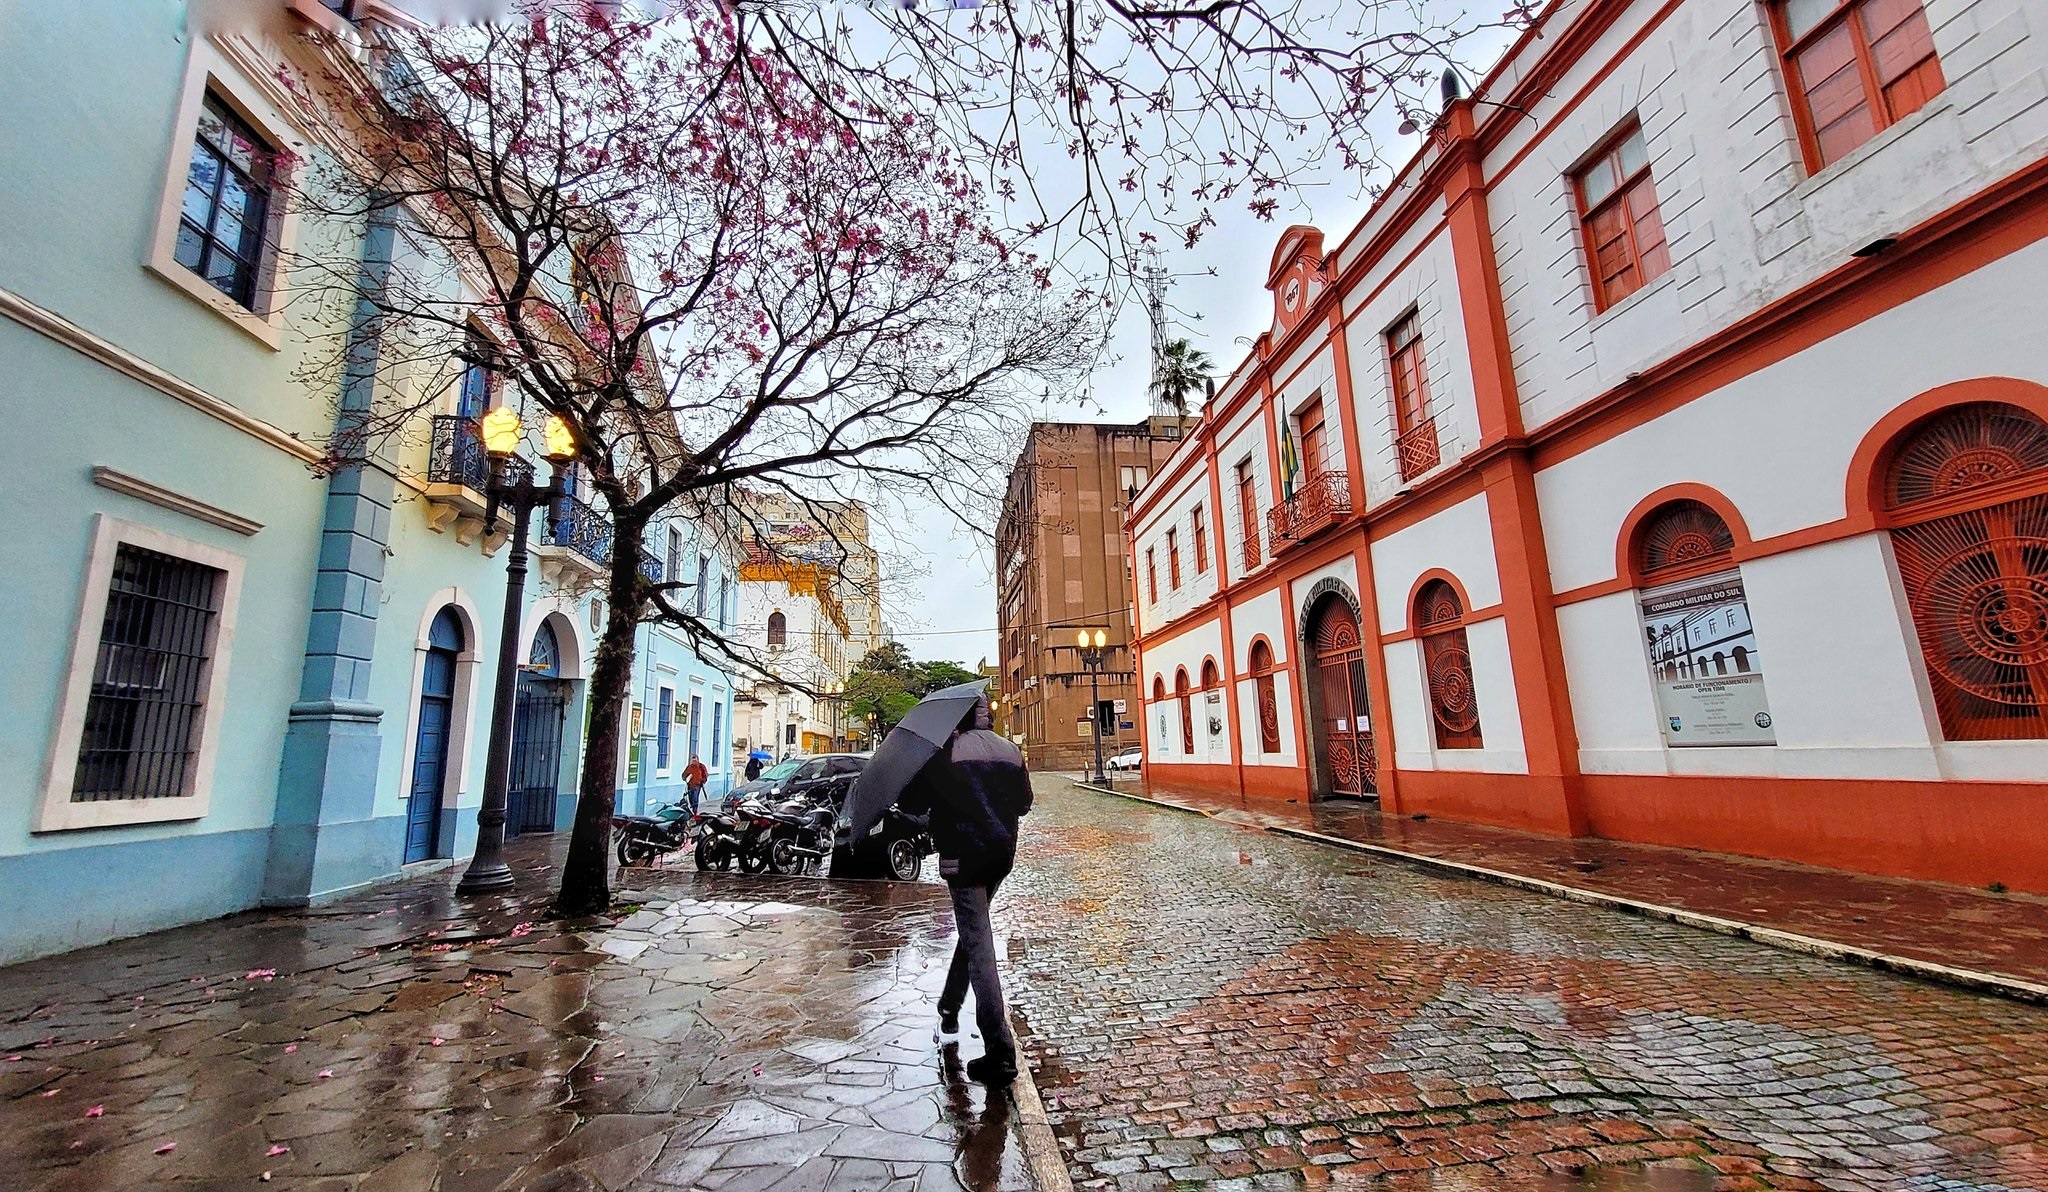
[901,728,1032,887]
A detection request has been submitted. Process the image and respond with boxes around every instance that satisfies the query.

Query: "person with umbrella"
[745,747,771,783]
[844,681,1032,1086]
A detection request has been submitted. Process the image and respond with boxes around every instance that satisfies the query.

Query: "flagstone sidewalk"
[1093,778,2048,997]
[0,839,1034,1191]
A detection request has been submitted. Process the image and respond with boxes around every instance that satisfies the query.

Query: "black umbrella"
[843,679,989,840]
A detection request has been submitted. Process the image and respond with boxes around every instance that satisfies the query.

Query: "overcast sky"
[884,16,1521,665]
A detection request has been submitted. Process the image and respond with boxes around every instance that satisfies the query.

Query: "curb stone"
[1005,1012,1074,1192]
[1072,781,2048,1008]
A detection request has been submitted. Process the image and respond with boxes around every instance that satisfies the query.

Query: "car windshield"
[757,760,802,782]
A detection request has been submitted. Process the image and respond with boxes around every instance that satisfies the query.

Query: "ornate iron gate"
[1308,599,1376,797]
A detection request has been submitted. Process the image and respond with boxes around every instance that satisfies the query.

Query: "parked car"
[1105,747,1144,772]
[724,753,933,882]
[723,754,864,808]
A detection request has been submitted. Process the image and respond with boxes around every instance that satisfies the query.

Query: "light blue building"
[0,4,740,962]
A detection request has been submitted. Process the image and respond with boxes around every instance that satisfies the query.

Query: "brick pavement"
[1112,779,2048,992]
[0,840,1030,1191]
[998,780,2048,1191]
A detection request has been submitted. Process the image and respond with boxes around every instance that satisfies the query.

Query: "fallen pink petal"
[266,1144,290,1157]
[317,1070,333,1079]
[430,1037,445,1046]
[282,1044,297,1053]
[153,1142,176,1155]
[84,1106,103,1118]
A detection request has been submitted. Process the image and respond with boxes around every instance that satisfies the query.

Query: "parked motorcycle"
[730,796,785,875]
[761,794,839,876]
[691,804,747,872]
[613,800,693,867]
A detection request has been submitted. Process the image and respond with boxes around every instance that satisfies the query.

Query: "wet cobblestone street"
[0,844,1028,1191]
[998,782,2048,1191]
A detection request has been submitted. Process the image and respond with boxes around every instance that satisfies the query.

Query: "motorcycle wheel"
[738,848,768,875]
[884,836,923,882]
[694,839,717,872]
[767,837,801,876]
[616,836,655,868]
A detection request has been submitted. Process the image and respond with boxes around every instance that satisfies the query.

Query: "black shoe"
[965,1053,1017,1086]
[936,1010,961,1042]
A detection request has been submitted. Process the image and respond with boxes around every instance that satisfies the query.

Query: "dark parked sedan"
[726,754,932,881]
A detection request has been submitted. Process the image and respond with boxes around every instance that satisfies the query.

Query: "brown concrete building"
[996,418,1194,771]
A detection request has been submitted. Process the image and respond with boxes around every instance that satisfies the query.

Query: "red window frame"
[1145,547,1157,603]
[1297,400,1328,480]
[1166,528,1181,588]
[1249,640,1281,754]
[1573,122,1671,311]
[1387,312,1440,481]
[1191,504,1208,574]
[1769,0,1944,172]
[1236,462,1261,568]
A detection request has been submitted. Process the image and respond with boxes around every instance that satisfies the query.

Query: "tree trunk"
[555,512,648,917]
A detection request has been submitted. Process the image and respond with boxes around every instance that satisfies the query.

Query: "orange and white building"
[1127,0,2048,892]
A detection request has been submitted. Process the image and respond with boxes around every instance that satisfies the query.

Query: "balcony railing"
[541,494,614,568]
[1242,524,1261,571]
[639,549,663,584]
[1267,470,1353,552]
[1396,417,1442,481]
[428,415,489,491]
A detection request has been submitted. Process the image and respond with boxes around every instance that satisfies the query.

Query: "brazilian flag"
[1279,420,1299,500]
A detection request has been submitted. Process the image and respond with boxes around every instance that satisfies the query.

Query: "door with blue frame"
[405,608,464,862]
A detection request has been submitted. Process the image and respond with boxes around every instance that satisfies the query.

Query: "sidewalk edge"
[1073,781,2048,1006]
[1007,1012,1075,1192]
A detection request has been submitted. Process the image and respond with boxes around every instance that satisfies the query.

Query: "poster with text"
[1639,571,1776,747]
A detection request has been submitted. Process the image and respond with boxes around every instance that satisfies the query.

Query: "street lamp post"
[457,407,577,895]
[1076,629,1110,787]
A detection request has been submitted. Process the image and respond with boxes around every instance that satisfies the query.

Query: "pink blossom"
[267,1144,291,1157]
[85,1106,103,1118]
[154,1142,177,1155]
[244,969,276,982]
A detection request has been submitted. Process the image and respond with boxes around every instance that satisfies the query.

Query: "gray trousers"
[938,878,1014,1060]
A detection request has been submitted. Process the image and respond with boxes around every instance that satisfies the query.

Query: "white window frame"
[144,41,308,349]
[38,514,246,831]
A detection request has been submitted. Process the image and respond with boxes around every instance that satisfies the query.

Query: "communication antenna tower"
[1143,250,1176,418]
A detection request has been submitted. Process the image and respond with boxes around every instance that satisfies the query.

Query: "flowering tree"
[284,4,1093,913]
[736,0,1534,288]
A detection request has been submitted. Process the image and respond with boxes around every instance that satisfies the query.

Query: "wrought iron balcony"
[428,415,489,492]
[1267,470,1353,552]
[1396,417,1442,481]
[1242,525,1261,571]
[538,494,615,571]
[639,549,663,584]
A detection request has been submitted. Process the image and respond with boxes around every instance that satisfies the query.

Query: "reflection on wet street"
[0,841,1029,1190]
[998,781,2048,1191]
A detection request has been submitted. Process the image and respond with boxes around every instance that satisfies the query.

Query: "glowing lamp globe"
[1075,629,1090,649]
[542,414,576,461]
[478,406,522,457]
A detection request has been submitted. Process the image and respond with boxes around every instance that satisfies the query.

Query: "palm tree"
[1150,338,1214,417]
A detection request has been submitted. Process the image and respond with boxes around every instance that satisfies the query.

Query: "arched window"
[1175,667,1194,755]
[1732,646,1751,673]
[1415,580,1483,749]
[1199,659,1222,742]
[1152,674,1168,747]
[1633,499,1736,585]
[766,610,787,647]
[1249,640,1281,754]
[1884,402,2048,740]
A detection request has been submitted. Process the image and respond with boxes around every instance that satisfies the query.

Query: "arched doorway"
[509,620,571,835]
[1305,595,1375,798]
[1884,402,2048,740]
[405,607,464,862]
[1174,667,1193,755]
[1415,580,1484,750]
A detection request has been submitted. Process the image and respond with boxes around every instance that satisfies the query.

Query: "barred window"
[73,546,225,802]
